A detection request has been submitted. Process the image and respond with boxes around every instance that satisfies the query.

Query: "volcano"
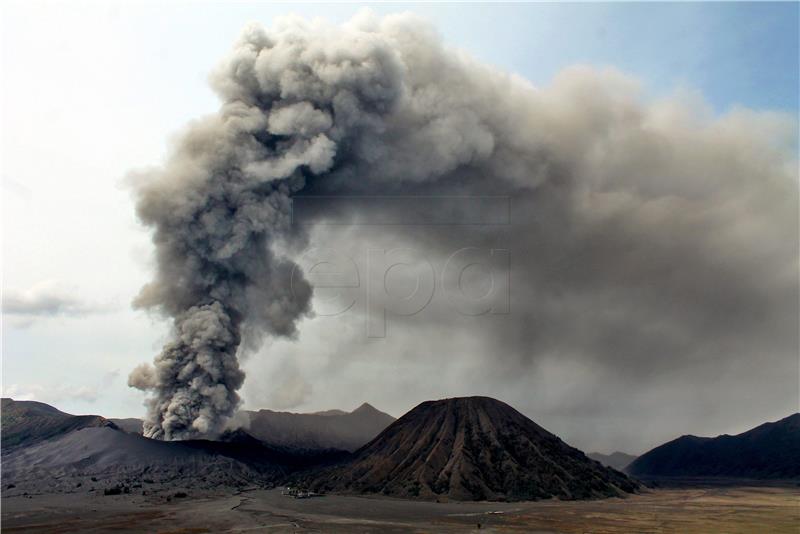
[1,398,116,451]
[304,396,639,501]
[1,398,347,495]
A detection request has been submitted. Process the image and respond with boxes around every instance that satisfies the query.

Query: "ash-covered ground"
[3,485,799,533]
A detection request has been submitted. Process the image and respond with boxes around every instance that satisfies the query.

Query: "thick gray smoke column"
[128,12,411,439]
[130,11,798,440]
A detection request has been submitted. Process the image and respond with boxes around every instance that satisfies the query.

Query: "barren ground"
[2,485,798,533]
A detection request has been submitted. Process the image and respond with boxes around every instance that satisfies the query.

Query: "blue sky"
[2,2,798,450]
[87,1,797,114]
[426,2,800,113]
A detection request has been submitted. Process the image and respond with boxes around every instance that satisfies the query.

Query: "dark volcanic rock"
[109,417,144,435]
[303,396,639,501]
[627,413,800,479]
[181,429,350,470]
[1,398,117,451]
[0,399,350,495]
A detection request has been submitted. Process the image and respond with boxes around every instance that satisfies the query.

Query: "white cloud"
[3,280,104,320]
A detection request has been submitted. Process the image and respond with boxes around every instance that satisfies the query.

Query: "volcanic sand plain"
[2,484,798,533]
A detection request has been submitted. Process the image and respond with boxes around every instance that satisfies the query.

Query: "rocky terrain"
[302,396,639,501]
[1,399,346,497]
[2,398,116,450]
[109,417,145,434]
[628,413,800,479]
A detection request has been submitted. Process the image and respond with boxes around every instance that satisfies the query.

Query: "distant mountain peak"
[353,402,377,413]
[244,401,395,452]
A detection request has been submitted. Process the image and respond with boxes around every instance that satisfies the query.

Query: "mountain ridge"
[628,413,800,479]
[245,402,395,452]
[1,398,118,451]
[102,402,394,452]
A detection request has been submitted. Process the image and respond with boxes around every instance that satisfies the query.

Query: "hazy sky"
[2,2,798,454]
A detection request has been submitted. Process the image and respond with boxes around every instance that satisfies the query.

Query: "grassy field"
[3,485,798,532]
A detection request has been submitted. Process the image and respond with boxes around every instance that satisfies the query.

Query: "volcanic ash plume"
[128,12,409,440]
[129,12,797,440]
